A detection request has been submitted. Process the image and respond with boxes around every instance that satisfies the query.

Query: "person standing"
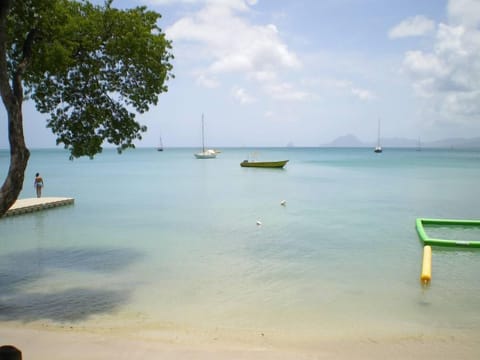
[34,173,44,198]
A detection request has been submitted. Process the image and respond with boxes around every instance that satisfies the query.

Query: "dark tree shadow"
[1,247,143,273]
[0,287,130,322]
[0,247,144,322]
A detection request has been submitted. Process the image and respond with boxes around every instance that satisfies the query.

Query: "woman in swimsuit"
[34,173,44,198]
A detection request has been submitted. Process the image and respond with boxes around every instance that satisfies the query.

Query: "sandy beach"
[1,323,479,360]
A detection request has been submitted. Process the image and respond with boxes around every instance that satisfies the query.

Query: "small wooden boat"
[240,160,288,168]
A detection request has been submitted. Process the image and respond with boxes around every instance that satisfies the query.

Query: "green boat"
[240,160,288,168]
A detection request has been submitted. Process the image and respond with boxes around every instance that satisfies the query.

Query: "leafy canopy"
[7,0,173,158]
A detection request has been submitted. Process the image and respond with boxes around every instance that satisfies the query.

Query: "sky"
[2,0,480,149]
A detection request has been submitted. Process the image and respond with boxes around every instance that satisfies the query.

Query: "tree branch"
[0,0,14,109]
[13,29,38,100]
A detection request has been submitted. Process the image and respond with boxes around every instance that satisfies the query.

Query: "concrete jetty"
[5,197,74,217]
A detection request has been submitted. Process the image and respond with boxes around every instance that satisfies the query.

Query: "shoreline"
[1,322,479,359]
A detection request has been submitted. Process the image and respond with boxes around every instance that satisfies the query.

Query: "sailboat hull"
[194,152,216,159]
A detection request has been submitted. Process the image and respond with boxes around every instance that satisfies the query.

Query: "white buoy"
[280,200,286,206]
[256,220,262,226]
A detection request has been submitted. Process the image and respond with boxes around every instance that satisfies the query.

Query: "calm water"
[1,147,480,341]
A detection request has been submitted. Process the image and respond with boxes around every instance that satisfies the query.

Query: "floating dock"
[5,197,74,217]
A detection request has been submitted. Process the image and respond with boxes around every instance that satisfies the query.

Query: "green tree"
[0,0,173,217]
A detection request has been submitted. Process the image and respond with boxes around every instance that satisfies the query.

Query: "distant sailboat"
[194,114,216,159]
[157,134,164,151]
[374,118,382,153]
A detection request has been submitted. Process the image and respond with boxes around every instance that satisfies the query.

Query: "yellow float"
[420,245,432,284]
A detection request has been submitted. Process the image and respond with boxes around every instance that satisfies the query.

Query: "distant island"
[321,134,480,149]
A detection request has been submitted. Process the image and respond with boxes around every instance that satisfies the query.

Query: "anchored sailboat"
[416,137,421,151]
[157,134,163,151]
[374,118,382,153]
[194,114,216,159]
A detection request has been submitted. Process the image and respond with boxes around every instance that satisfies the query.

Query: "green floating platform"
[416,218,480,248]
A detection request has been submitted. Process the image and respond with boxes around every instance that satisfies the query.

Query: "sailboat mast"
[377,118,381,147]
[201,113,205,152]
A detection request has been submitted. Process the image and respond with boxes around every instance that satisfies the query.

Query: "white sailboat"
[416,137,421,151]
[194,114,216,159]
[374,118,382,153]
[157,134,163,151]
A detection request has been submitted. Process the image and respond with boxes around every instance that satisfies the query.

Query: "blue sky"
[2,0,480,149]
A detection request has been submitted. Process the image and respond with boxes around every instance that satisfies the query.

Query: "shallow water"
[1,147,480,342]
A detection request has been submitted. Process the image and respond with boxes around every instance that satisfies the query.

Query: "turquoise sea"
[1,147,480,343]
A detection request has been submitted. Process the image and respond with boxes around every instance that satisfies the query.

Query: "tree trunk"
[0,0,30,218]
[0,106,30,218]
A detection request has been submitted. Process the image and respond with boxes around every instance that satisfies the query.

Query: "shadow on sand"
[0,247,144,322]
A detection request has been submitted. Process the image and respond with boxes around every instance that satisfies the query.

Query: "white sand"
[1,323,479,360]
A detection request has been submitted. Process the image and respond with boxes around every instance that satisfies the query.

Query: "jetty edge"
[4,197,74,217]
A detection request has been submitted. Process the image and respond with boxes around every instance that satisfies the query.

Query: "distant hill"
[428,137,480,148]
[325,134,366,147]
[323,135,480,148]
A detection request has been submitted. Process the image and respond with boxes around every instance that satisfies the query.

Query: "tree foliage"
[0,0,173,216]
[9,0,173,158]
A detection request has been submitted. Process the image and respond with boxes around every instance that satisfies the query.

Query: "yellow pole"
[420,245,432,284]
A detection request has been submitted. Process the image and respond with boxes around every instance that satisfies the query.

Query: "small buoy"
[280,200,286,206]
[256,220,262,226]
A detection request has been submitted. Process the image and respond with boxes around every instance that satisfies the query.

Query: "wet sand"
[1,323,479,360]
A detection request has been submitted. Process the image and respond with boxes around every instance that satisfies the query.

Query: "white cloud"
[402,0,480,122]
[403,51,448,78]
[264,110,274,118]
[167,9,300,74]
[232,86,255,103]
[166,0,306,101]
[448,0,480,28]
[326,79,376,101]
[389,15,435,39]
[250,70,277,82]
[196,73,220,88]
[263,82,309,101]
[144,0,194,4]
[351,87,376,101]
[148,0,256,11]
[434,24,470,57]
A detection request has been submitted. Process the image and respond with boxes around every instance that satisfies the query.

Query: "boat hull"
[194,152,216,159]
[240,160,288,168]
